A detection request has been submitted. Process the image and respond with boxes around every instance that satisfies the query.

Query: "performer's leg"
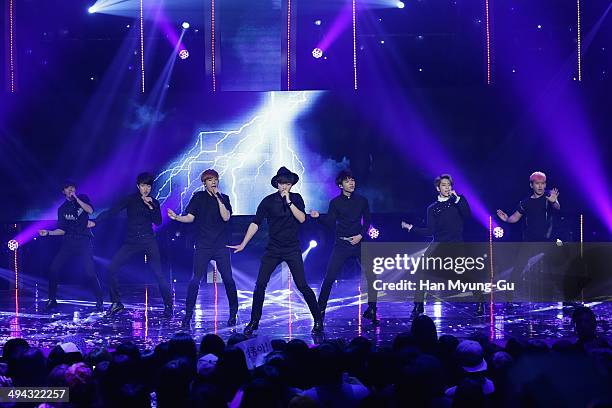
[355,251,380,324]
[213,248,239,323]
[249,252,282,323]
[183,248,213,326]
[80,240,103,309]
[284,252,322,327]
[144,240,173,311]
[318,245,351,315]
[47,243,73,308]
[107,243,138,305]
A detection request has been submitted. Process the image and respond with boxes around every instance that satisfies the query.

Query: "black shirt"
[57,195,93,239]
[185,191,232,249]
[517,195,556,241]
[319,192,371,242]
[252,192,305,250]
[413,195,471,243]
[97,193,162,242]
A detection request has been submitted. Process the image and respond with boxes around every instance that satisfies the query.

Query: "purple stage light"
[314,19,322,26]
[179,49,189,60]
[312,48,323,59]
[396,1,405,9]
[316,2,352,55]
[182,22,190,29]
[309,240,318,248]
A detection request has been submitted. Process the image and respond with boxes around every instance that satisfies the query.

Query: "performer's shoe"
[181,314,192,330]
[95,300,104,312]
[163,303,173,318]
[311,319,324,334]
[475,302,485,317]
[243,320,259,336]
[44,299,58,312]
[227,314,237,327]
[106,302,124,317]
[410,302,424,319]
[362,304,380,326]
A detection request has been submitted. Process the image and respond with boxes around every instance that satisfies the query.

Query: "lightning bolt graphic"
[155,91,321,214]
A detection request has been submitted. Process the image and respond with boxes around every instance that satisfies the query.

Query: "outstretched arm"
[410,206,435,238]
[227,223,259,253]
[39,229,66,237]
[95,196,129,222]
[167,209,195,223]
[497,209,522,223]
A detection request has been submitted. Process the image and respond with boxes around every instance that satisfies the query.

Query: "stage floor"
[1,284,609,350]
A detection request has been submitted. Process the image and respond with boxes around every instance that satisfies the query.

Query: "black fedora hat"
[271,167,299,188]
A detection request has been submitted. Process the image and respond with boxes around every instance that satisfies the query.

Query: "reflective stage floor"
[1,283,610,350]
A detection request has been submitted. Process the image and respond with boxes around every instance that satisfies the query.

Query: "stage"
[1,283,608,350]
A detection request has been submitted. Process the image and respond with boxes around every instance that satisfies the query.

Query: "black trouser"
[48,237,103,303]
[107,238,172,305]
[506,242,549,302]
[185,246,238,317]
[413,241,485,304]
[318,241,377,313]
[250,248,321,322]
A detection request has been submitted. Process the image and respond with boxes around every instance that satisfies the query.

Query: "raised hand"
[142,195,154,209]
[547,188,559,202]
[401,221,413,230]
[87,221,96,228]
[310,210,320,218]
[496,209,508,222]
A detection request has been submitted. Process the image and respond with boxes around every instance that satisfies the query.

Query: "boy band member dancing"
[167,169,238,329]
[98,172,173,317]
[496,171,560,301]
[496,171,560,242]
[39,180,103,311]
[310,170,379,325]
[228,167,324,335]
[401,174,483,317]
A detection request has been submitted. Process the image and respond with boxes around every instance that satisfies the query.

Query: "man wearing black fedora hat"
[228,166,324,335]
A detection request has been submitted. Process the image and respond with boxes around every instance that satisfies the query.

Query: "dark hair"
[62,180,77,190]
[434,174,453,188]
[572,306,596,323]
[336,170,354,186]
[136,172,154,186]
[201,169,220,182]
[199,334,225,358]
[115,342,141,362]
[168,332,197,363]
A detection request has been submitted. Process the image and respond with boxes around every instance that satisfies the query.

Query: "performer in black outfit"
[228,167,324,335]
[168,169,238,329]
[496,171,560,242]
[497,171,560,302]
[38,180,103,312]
[310,170,378,325]
[401,174,481,317]
[97,172,173,317]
